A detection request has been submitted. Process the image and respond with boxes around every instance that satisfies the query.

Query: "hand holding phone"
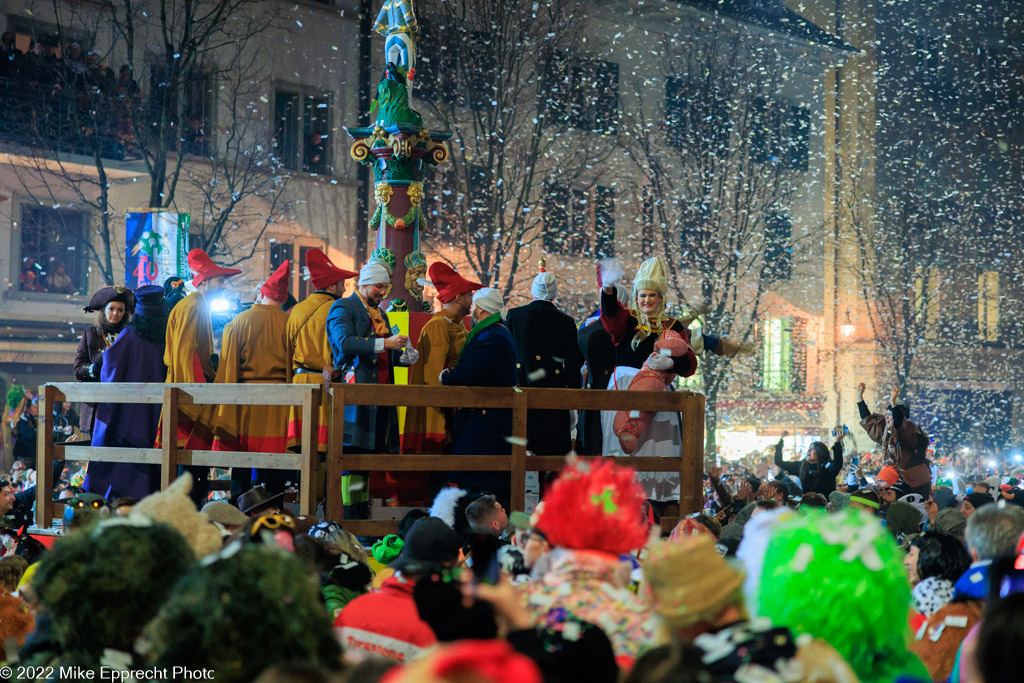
[469,533,502,586]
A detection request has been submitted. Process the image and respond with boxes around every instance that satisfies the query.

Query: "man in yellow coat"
[163,249,240,506]
[402,262,482,455]
[285,248,357,455]
[211,260,292,499]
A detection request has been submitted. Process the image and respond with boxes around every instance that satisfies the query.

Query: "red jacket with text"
[334,575,437,664]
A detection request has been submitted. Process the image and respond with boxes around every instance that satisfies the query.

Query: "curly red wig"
[534,459,649,555]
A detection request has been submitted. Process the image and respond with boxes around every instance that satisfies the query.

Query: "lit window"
[978,271,999,342]
[761,317,792,393]
[758,316,807,393]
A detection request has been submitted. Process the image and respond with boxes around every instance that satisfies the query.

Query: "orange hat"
[428,262,483,303]
[260,261,290,301]
[188,249,241,287]
[877,465,900,488]
[305,248,357,290]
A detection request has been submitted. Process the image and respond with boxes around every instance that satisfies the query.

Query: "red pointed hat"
[428,262,483,304]
[260,260,290,301]
[188,249,241,287]
[305,248,357,290]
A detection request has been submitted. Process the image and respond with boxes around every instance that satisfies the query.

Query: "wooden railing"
[36,382,704,535]
[326,384,705,537]
[36,383,321,528]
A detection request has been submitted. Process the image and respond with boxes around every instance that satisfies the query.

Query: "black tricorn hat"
[237,485,285,516]
[84,285,135,313]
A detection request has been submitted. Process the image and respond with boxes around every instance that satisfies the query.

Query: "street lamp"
[840,309,855,339]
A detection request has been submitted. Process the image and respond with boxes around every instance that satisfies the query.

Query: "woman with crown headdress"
[598,257,697,504]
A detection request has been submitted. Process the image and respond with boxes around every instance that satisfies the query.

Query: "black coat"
[12,415,37,463]
[72,326,109,432]
[774,440,844,497]
[576,317,616,455]
[441,320,517,456]
[506,300,583,455]
[441,319,517,506]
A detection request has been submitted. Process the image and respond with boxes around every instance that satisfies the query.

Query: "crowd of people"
[0,444,1020,681]
[3,246,1024,680]
[0,31,147,163]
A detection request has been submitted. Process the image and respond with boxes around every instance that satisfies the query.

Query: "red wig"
[535,459,649,555]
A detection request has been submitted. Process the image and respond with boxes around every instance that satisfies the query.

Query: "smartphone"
[469,533,502,586]
[851,456,860,467]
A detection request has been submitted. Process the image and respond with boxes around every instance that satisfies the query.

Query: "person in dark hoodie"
[774,429,845,497]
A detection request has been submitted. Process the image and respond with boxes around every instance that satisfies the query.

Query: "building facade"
[0,0,366,394]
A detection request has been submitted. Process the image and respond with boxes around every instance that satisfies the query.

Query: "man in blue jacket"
[440,287,516,507]
[326,260,418,519]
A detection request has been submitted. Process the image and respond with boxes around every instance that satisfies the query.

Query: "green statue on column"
[347,0,450,312]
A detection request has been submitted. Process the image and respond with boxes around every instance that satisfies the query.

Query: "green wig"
[6,384,25,411]
[755,509,928,683]
[142,544,341,682]
[33,519,195,665]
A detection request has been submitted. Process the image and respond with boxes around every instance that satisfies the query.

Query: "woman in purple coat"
[86,285,167,500]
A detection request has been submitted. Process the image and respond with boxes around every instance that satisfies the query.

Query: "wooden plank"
[182,450,303,470]
[523,387,691,412]
[45,382,164,404]
[45,382,695,411]
[340,519,401,536]
[36,384,59,529]
[526,455,684,473]
[510,390,527,514]
[341,455,513,472]
[299,386,319,515]
[175,384,312,406]
[679,392,706,515]
[326,386,345,523]
[55,446,162,464]
[334,383,514,409]
[161,387,180,489]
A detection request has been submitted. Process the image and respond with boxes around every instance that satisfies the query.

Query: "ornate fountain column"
[346,2,450,311]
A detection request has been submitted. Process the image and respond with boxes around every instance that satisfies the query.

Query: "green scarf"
[459,312,502,363]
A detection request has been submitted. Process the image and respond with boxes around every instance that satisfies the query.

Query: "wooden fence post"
[511,389,528,514]
[161,387,180,490]
[326,384,345,523]
[299,386,319,516]
[35,384,60,529]
[679,391,706,515]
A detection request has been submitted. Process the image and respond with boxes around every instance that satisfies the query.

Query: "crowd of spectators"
[0,32,143,160]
